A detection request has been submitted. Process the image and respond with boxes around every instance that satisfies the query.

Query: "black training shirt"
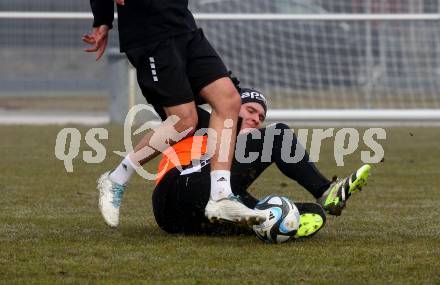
[90,0,198,52]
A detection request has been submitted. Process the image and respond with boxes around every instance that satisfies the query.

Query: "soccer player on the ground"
[152,86,371,236]
[82,0,266,227]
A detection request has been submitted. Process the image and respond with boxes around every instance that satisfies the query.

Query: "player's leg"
[230,124,331,198]
[152,168,186,234]
[233,123,371,216]
[263,124,372,216]
[199,77,241,200]
[263,123,333,198]
[258,123,371,216]
[97,37,199,227]
[199,78,266,225]
[317,164,371,216]
[186,29,266,225]
[153,163,223,235]
[152,167,216,234]
[130,102,198,165]
[98,102,198,227]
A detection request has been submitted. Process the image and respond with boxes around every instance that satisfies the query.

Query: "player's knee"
[267,123,290,132]
[179,114,198,136]
[274,123,289,131]
[173,109,198,136]
[209,84,241,114]
[268,123,293,147]
[217,88,241,116]
[230,90,242,114]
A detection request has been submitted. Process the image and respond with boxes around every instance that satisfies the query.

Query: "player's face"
[239,102,266,133]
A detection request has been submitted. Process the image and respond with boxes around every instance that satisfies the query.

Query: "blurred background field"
[2,0,440,118]
[0,125,439,284]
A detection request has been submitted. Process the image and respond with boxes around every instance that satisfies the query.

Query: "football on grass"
[252,195,300,244]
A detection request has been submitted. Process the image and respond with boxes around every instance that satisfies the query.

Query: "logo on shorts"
[149,57,159,82]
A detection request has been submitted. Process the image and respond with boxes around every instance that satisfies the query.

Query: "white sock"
[109,155,138,185]
[210,170,233,201]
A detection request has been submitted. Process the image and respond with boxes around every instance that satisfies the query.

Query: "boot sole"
[207,215,265,227]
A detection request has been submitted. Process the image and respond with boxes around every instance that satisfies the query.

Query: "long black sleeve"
[101,1,197,52]
[90,0,114,29]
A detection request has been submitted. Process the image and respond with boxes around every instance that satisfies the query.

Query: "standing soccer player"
[83,0,266,227]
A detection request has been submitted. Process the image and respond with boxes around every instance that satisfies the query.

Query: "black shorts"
[125,29,229,119]
[152,167,211,234]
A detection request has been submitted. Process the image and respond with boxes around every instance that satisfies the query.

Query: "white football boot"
[205,194,267,226]
[97,171,126,227]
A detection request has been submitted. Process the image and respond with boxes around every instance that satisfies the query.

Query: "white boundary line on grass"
[2,110,440,126]
[0,111,109,125]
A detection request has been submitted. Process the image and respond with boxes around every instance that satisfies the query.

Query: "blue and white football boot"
[97,171,126,227]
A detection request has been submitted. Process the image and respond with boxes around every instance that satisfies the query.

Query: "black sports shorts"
[125,29,229,120]
[152,167,211,234]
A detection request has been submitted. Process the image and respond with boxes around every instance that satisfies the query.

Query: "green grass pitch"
[1,125,439,284]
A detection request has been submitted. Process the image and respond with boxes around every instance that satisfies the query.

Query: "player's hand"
[116,0,125,5]
[82,25,110,61]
